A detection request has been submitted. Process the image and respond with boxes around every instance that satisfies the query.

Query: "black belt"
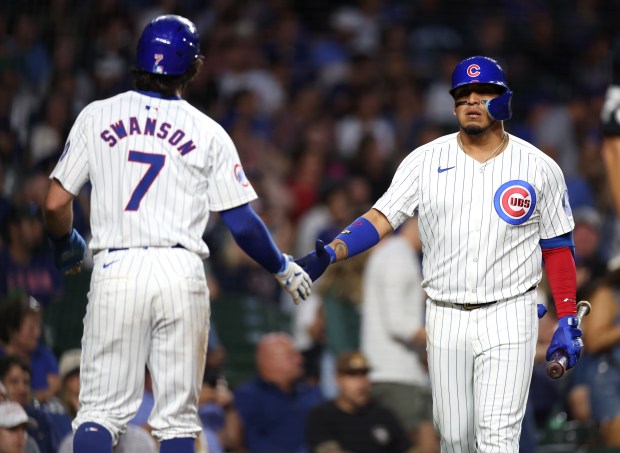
[458,285,538,311]
[461,302,494,310]
[108,244,186,253]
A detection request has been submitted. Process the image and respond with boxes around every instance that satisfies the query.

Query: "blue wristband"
[334,217,380,259]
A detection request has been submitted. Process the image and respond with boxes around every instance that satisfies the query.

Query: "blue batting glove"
[49,228,86,274]
[294,239,332,282]
[537,304,547,319]
[546,315,583,369]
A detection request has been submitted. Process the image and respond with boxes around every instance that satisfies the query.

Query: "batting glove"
[294,239,332,282]
[275,254,312,305]
[49,228,86,274]
[546,315,583,369]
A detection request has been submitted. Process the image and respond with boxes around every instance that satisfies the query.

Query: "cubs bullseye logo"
[494,180,536,225]
[234,163,250,187]
[467,64,481,78]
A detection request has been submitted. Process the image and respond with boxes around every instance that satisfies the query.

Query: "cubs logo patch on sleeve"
[234,163,250,187]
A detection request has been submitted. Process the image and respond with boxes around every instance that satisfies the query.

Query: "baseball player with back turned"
[42,15,311,453]
[296,56,583,452]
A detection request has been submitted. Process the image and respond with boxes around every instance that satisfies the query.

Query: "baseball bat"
[546,300,591,379]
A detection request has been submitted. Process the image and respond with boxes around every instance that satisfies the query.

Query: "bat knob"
[547,351,568,379]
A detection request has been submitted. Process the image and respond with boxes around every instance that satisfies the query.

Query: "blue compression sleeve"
[220,204,286,273]
[333,217,381,259]
[540,231,575,257]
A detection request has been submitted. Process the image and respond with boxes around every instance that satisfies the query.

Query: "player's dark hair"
[0,355,31,382]
[0,293,41,344]
[131,58,203,97]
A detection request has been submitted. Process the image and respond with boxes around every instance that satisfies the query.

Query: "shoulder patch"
[234,163,250,187]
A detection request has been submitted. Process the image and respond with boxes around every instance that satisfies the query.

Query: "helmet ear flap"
[485,90,513,121]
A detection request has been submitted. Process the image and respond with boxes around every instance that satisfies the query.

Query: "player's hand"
[275,254,312,305]
[546,315,583,369]
[537,304,547,319]
[294,239,332,282]
[49,228,86,275]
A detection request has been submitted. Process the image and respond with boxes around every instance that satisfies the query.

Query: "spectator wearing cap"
[0,294,60,403]
[0,401,40,453]
[57,349,81,419]
[306,351,413,453]
[233,333,324,453]
[0,356,54,453]
[0,203,63,308]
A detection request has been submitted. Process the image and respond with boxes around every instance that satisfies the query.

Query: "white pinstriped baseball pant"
[73,247,210,443]
[426,291,538,453]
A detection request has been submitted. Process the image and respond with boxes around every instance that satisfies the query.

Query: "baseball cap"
[0,402,37,429]
[59,349,81,380]
[336,351,371,375]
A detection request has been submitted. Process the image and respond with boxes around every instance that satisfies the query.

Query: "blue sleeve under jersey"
[219,204,286,274]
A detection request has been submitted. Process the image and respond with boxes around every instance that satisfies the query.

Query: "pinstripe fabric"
[50,90,255,442]
[426,293,537,452]
[50,90,257,259]
[73,247,210,440]
[373,131,572,451]
[374,132,574,304]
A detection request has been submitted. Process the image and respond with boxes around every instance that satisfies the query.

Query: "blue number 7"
[125,151,166,211]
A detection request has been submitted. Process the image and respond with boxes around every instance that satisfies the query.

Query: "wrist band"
[334,217,380,259]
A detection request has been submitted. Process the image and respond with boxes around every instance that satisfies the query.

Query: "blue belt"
[108,244,186,253]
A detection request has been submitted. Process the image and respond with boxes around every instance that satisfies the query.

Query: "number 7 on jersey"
[125,150,166,211]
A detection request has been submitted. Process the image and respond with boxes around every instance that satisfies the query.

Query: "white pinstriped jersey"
[374,132,574,304]
[50,90,257,258]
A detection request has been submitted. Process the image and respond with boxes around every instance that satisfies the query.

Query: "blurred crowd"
[2,0,620,452]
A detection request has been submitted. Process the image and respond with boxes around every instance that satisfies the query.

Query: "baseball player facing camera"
[297,56,582,452]
[43,15,311,453]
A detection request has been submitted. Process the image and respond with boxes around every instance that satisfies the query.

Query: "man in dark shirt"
[234,333,323,453]
[0,204,63,308]
[306,351,412,453]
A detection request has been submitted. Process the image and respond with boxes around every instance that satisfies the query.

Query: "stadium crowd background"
[1,0,620,451]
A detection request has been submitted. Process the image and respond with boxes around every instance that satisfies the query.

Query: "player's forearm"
[43,179,75,237]
[540,233,577,318]
[327,209,394,261]
[220,203,286,273]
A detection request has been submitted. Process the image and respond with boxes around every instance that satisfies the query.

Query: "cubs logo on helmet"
[494,180,536,225]
[467,64,481,78]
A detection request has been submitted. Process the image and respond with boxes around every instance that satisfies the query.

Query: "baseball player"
[296,56,583,452]
[42,15,311,453]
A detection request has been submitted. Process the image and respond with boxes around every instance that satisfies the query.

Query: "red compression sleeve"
[542,246,577,318]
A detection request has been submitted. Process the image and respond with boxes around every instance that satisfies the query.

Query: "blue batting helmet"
[450,56,513,121]
[136,15,202,76]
